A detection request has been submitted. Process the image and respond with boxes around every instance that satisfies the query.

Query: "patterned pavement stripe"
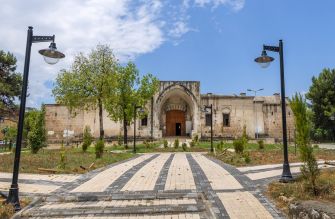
[217,191,273,219]
[192,154,243,190]
[237,160,328,173]
[186,154,229,218]
[0,181,59,194]
[154,154,175,191]
[40,198,197,209]
[164,153,196,191]
[246,164,334,180]
[121,153,171,191]
[49,214,201,219]
[70,154,155,193]
[0,172,80,182]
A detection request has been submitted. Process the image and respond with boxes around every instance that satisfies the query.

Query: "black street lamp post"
[6,26,65,211]
[247,88,264,139]
[255,39,292,182]
[133,105,143,154]
[204,104,214,152]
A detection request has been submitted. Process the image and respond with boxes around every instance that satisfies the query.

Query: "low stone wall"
[289,200,335,219]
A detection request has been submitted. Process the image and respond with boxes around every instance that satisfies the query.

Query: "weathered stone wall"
[200,94,295,141]
[45,81,295,142]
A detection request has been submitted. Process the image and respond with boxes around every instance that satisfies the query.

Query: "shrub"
[190,141,195,147]
[193,135,199,144]
[25,108,47,154]
[82,126,93,152]
[258,140,265,150]
[216,141,224,151]
[174,139,179,149]
[58,150,66,169]
[233,139,244,154]
[95,140,105,159]
[182,143,187,151]
[242,125,249,145]
[143,140,151,148]
[243,152,251,163]
[117,134,122,146]
[163,139,168,148]
[290,93,320,195]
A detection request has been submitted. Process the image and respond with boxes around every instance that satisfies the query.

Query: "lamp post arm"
[263,45,280,53]
[32,35,55,43]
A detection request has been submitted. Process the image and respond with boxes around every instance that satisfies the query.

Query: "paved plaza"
[1,153,333,218]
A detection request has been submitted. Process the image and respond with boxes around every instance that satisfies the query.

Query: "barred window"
[205,114,212,126]
[141,116,148,126]
[223,113,230,127]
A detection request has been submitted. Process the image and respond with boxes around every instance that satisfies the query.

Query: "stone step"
[18,197,209,218]
[22,204,204,217]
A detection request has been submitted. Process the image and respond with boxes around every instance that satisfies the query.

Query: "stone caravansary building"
[45,81,295,142]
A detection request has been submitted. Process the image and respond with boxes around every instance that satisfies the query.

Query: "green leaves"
[104,61,158,124]
[306,68,335,140]
[25,107,47,154]
[0,50,22,112]
[53,44,158,143]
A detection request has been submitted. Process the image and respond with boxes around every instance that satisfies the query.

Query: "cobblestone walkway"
[5,153,293,219]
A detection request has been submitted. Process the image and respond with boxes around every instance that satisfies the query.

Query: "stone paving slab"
[217,191,273,219]
[237,160,329,173]
[71,154,155,193]
[16,153,285,218]
[191,154,242,190]
[165,154,196,191]
[121,154,171,191]
[246,163,334,180]
[0,181,59,194]
[0,172,80,182]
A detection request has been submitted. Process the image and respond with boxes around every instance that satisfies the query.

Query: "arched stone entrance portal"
[166,110,186,136]
[154,82,201,137]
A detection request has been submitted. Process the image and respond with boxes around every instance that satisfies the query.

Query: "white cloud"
[0,0,245,108]
[194,0,245,11]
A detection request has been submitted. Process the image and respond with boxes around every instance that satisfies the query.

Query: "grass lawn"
[208,141,335,166]
[267,169,335,215]
[0,146,134,174]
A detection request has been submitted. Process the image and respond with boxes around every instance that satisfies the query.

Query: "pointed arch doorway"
[166,110,186,136]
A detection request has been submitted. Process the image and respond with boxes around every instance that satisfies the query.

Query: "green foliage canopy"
[104,62,158,145]
[306,68,335,140]
[290,93,319,195]
[53,45,118,139]
[25,107,47,154]
[0,50,22,112]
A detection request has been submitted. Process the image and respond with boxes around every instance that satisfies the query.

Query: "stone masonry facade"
[45,81,295,142]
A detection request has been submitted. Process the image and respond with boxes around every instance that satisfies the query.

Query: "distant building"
[45,81,295,142]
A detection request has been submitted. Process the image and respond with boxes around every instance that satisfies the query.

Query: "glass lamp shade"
[39,42,65,65]
[254,50,274,68]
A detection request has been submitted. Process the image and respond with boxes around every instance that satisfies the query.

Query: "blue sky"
[1,0,334,107]
[135,0,335,97]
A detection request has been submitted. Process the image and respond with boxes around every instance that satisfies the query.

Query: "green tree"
[82,126,93,152]
[2,126,17,150]
[290,93,319,195]
[104,62,158,148]
[25,107,47,154]
[53,45,117,140]
[0,50,22,113]
[306,68,335,141]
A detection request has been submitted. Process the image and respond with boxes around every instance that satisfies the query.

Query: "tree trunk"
[123,114,128,149]
[98,98,104,140]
